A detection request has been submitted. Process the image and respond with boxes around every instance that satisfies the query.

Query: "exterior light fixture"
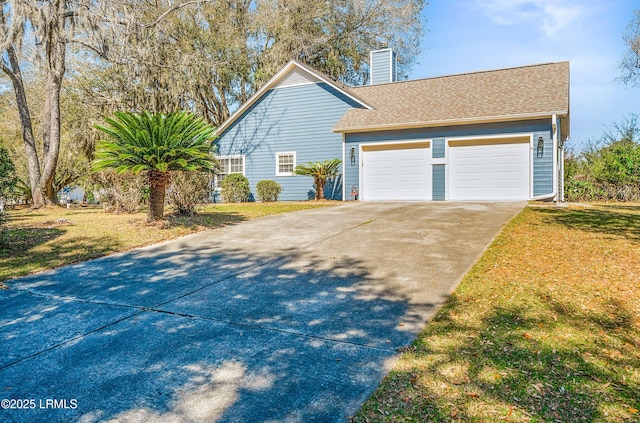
[537,136,544,158]
[350,147,356,165]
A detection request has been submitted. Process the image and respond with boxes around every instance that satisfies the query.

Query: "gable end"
[273,68,321,89]
[217,60,373,137]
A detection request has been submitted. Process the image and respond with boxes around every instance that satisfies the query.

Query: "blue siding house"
[215,49,570,202]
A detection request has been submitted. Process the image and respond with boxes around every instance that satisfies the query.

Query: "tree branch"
[1,61,18,84]
[71,38,110,60]
[144,0,215,28]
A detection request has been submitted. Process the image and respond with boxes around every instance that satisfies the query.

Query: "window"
[215,155,245,189]
[276,152,296,176]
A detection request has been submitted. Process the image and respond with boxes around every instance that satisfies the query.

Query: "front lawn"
[0,202,333,286]
[355,203,640,422]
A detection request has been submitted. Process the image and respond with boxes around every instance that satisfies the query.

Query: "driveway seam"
[1,213,388,372]
[0,310,144,371]
[2,204,433,372]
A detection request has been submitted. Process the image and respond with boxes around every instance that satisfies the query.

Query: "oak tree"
[620,9,640,86]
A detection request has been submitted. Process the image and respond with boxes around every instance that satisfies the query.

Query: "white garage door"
[449,138,530,200]
[362,143,432,201]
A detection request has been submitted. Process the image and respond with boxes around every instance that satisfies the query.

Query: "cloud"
[473,0,587,37]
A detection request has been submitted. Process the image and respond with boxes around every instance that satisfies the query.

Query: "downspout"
[342,134,346,201]
[530,114,559,201]
[559,137,567,203]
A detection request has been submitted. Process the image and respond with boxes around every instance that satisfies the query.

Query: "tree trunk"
[40,1,67,206]
[148,171,170,221]
[315,177,325,200]
[41,72,64,205]
[2,46,46,207]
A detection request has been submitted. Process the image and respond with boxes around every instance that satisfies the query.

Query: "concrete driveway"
[0,202,523,422]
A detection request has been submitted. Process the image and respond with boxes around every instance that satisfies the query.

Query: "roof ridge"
[352,61,570,89]
[334,60,569,133]
[289,59,354,90]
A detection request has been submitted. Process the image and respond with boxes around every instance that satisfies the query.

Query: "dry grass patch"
[354,203,640,423]
[0,202,332,286]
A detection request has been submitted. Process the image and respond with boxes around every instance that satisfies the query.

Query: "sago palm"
[93,111,216,221]
[295,158,342,200]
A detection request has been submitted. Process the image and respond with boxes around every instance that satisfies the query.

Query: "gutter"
[333,111,568,134]
[530,114,560,201]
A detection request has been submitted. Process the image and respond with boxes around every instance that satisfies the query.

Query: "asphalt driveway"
[0,202,524,422]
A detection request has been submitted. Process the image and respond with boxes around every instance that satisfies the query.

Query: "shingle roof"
[333,61,570,133]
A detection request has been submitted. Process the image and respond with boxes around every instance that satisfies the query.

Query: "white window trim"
[215,155,245,190]
[217,155,246,174]
[276,151,296,177]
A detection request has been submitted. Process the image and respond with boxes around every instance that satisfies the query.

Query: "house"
[59,186,85,204]
[214,49,570,202]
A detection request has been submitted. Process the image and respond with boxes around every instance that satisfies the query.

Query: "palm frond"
[295,159,342,178]
[93,111,217,175]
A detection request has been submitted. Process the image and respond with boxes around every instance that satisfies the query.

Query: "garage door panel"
[492,164,524,173]
[449,140,530,201]
[455,157,485,165]
[362,145,431,201]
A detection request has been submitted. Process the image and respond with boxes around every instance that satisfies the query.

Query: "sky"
[409,0,640,150]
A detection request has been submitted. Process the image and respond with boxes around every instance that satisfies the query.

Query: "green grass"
[0,202,333,286]
[354,204,640,423]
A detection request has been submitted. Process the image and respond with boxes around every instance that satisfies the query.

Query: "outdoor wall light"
[350,147,356,165]
[537,136,544,158]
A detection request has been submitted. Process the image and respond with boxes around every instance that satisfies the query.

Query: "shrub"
[92,171,145,213]
[256,180,282,202]
[0,146,18,206]
[0,209,8,247]
[563,115,640,202]
[220,174,250,202]
[169,171,212,215]
[613,184,640,201]
[86,190,96,204]
[564,177,600,202]
[589,139,640,187]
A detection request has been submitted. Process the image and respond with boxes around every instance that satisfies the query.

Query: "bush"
[589,139,640,187]
[564,177,600,202]
[92,171,145,213]
[564,115,640,202]
[169,171,212,215]
[0,210,7,247]
[220,174,250,203]
[256,180,282,202]
[0,146,18,205]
